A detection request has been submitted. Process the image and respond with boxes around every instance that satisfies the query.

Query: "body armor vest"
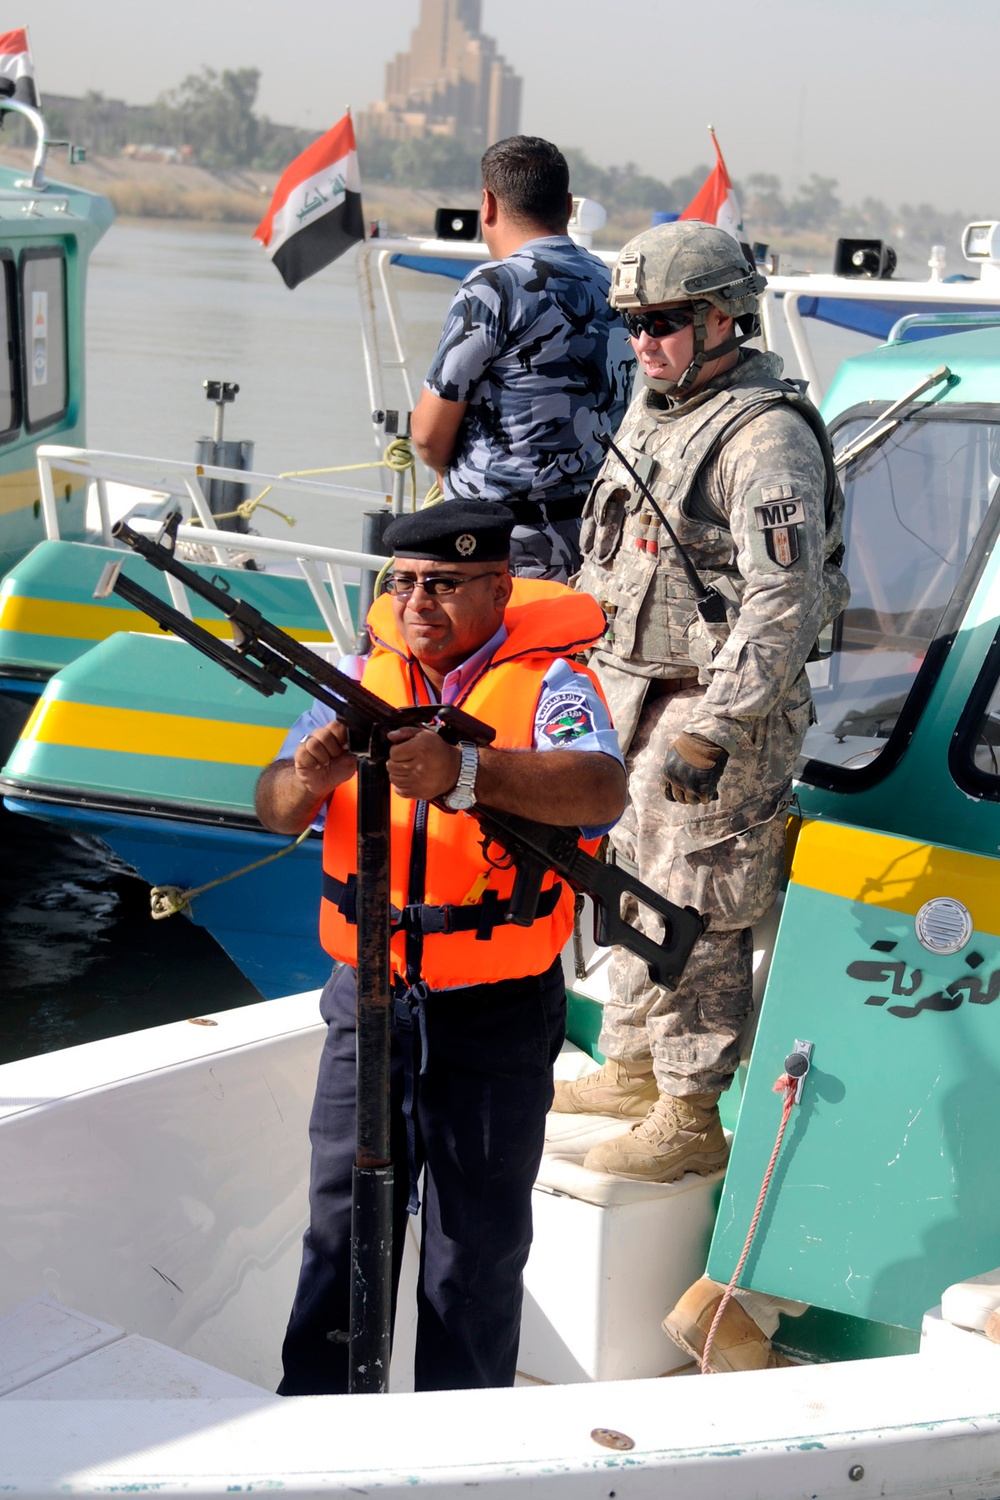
[577,354,845,676]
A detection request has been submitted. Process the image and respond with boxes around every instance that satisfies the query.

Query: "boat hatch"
[798,405,1000,793]
[709,818,1000,1349]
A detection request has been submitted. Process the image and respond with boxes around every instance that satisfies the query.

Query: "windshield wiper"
[833,364,954,472]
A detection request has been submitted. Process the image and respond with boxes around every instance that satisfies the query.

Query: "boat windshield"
[798,408,1000,787]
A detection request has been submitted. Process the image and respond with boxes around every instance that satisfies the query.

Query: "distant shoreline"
[0,146,853,264]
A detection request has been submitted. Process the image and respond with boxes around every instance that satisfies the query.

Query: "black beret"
[383,501,514,564]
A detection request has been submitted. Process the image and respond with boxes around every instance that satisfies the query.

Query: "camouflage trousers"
[596,677,810,1098]
[510,515,582,583]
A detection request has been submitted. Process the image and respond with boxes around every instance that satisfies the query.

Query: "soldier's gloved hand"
[661,731,729,805]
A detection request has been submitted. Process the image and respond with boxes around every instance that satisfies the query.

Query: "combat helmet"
[610,221,767,395]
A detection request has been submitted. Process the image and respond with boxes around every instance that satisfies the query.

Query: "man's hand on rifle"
[295,721,357,797]
[387,726,464,803]
[256,722,357,836]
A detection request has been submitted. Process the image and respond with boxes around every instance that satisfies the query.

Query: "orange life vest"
[319,579,608,987]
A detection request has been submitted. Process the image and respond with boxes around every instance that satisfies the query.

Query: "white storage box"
[517,1047,724,1383]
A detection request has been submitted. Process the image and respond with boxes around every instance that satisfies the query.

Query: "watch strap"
[442,740,479,811]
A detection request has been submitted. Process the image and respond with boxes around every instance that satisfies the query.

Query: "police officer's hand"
[293,721,356,797]
[661,731,729,805]
[387,726,461,802]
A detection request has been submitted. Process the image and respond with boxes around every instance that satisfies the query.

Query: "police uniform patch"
[754,486,804,568]
[538,691,595,745]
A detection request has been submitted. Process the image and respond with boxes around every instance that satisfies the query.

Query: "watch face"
[445,744,477,810]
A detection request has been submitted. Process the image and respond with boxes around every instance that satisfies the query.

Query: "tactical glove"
[661,731,729,805]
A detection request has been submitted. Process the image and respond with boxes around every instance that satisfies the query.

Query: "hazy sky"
[25,0,998,215]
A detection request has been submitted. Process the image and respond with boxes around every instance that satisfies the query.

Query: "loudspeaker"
[434,208,480,241]
[834,238,897,279]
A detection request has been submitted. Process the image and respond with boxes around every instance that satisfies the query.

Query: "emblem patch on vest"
[754,486,804,568]
[538,691,595,745]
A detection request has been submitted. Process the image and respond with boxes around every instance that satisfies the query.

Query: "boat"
[4,220,1000,1495]
[5,221,1000,997]
[4,462,1000,1481]
[0,94,114,579]
[0,90,112,751]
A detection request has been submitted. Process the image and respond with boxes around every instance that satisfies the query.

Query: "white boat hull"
[2,996,1000,1498]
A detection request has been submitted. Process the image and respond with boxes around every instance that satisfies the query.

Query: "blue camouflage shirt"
[425,236,632,505]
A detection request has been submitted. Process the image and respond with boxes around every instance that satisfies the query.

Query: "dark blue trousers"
[278,959,566,1394]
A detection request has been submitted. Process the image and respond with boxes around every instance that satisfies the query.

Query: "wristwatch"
[442,741,479,812]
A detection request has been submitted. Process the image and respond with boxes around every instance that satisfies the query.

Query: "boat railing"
[356,234,1000,426]
[0,95,78,200]
[887,310,1000,344]
[36,445,390,658]
[761,272,1000,403]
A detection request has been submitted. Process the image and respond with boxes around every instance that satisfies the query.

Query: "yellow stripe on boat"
[792,820,1000,931]
[0,593,332,644]
[0,465,76,519]
[22,699,286,767]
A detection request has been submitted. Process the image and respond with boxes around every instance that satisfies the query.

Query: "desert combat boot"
[551,1059,658,1118]
[582,1092,729,1181]
[663,1278,794,1372]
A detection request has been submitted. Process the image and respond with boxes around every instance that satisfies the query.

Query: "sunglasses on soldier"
[622,307,695,339]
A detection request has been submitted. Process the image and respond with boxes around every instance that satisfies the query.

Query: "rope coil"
[192,436,421,530]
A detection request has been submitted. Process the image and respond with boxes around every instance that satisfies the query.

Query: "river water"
[85,218,455,549]
[2,220,460,1063]
[1,218,871,1062]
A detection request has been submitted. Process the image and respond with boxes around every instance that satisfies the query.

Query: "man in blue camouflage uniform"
[411,135,631,583]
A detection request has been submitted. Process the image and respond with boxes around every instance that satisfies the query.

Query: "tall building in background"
[358,0,521,150]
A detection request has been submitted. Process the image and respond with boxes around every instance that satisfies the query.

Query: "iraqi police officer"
[554,220,849,1182]
[257,502,627,1393]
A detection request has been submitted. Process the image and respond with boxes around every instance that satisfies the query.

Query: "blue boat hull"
[4,797,330,1000]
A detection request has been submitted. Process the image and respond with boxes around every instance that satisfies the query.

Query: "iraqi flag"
[253,112,364,290]
[680,128,745,248]
[0,27,38,107]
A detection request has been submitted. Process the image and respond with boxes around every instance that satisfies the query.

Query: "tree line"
[26,71,975,252]
[38,70,313,171]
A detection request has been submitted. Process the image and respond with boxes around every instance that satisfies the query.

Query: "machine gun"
[101,514,702,989]
[100,513,704,1393]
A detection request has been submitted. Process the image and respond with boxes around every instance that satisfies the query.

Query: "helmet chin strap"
[641,302,759,398]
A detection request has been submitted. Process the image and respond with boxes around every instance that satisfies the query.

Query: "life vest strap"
[322,873,563,941]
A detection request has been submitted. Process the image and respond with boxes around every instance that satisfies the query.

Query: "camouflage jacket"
[424,236,632,504]
[576,350,849,756]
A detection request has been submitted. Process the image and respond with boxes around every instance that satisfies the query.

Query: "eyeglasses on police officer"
[383,571,504,598]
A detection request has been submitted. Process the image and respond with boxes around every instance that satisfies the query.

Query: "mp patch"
[538,690,596,746]
[754,488,804,568]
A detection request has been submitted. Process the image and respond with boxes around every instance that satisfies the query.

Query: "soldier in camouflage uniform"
[411,136,631,582]
[554,220,849,1182]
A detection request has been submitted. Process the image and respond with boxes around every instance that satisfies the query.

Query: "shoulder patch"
[538,690,596,746]
[754,489,805,568]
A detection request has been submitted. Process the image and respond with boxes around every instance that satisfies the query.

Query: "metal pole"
[355,508,393,653]
[349,744,394,1394]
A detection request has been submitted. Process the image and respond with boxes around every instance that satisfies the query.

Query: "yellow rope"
[191,436,421,529]
[150,827,312,920]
